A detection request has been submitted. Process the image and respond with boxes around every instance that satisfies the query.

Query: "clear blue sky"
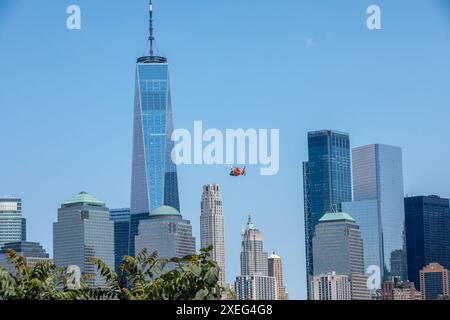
[1,0,450,299]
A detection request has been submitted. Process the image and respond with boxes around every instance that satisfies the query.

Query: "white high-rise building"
[310,272,352,300]
[200,184,226,286]
[268,252,289,300]
[235,275,277,300]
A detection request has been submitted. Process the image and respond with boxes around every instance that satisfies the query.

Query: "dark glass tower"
[303,130,352,298]
[405,195,450,290]
[110,208,130,273]
[129,1,180,256]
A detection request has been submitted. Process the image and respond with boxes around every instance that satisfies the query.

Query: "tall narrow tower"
[200,184,226,286]
[342,144,406,281]
[129,0,180,256]
[240,215,268,276]
[235,216,277,300]
[303,130,352,298]
[268,252,289,300]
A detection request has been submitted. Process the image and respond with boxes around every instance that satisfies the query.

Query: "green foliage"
[0,246,225,300]
[0,249,80,300]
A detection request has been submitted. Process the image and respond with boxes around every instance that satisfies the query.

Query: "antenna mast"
[149,0,155,57]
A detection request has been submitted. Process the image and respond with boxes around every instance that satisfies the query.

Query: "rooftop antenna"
[149,0,155,57]
[138,0,166,63]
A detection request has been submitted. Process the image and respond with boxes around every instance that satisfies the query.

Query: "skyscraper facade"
[343,144,406,281]
[303,130,352,295]
[235,275,277,300]
[129,1,180,257]
[240,216,269,277]
[110,208,131,273]
[235,216,277,300]
[420,263,449,300]
[310,272,352,300]
[200,184,226,286]
[0,197,26,248]
[341,200,381,274]
[135,206,196,264]
[0,241,50,273]
[312,212,369,300]
[405,195,450,289]
[53,192,114,287]
[268,252,289,300]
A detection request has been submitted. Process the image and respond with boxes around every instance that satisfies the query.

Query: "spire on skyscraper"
[138,0,167,63]
[149,0,155,57]
[246,215,254,230]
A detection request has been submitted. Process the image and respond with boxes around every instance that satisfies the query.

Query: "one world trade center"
[129,0,180,255]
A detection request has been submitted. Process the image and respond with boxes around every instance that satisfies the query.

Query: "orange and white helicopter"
[229,166,247,177]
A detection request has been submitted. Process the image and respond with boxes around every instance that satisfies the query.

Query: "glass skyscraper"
[341,200,382,275]
[129,1,180,257]
[0,197,26,248]
[110,208,131,273]
[303,130,352,296]
[405,195,450,290]
[343,144,406,281]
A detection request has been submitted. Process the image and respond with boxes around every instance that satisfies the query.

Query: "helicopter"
[229,166,247,177]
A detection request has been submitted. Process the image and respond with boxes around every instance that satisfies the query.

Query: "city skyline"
[2,1,450,299]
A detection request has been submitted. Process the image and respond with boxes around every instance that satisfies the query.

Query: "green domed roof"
[319,212,355,223]
[150,205,181,217]
[63,191,105,206]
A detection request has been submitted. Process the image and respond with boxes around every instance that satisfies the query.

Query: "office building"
[405,195,450,290]
[310,272,352,300]
[0,197,26,248]
[135,206,195,265]
[380,279,422,300]
[419,263,449,300]
[312,212,369,300]
[53,192,114,287]
[240,216,268,276]
[200,184,226,286]
[129,1,180,257]
[235,216,277,300]
[110,208,130,273]
[0,241,50,273]
[235,275,277,300]
[268,252,289,300]
[342,144,406,281]
[303,130,352,297]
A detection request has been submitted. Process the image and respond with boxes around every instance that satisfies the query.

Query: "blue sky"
[1,0,450,299]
